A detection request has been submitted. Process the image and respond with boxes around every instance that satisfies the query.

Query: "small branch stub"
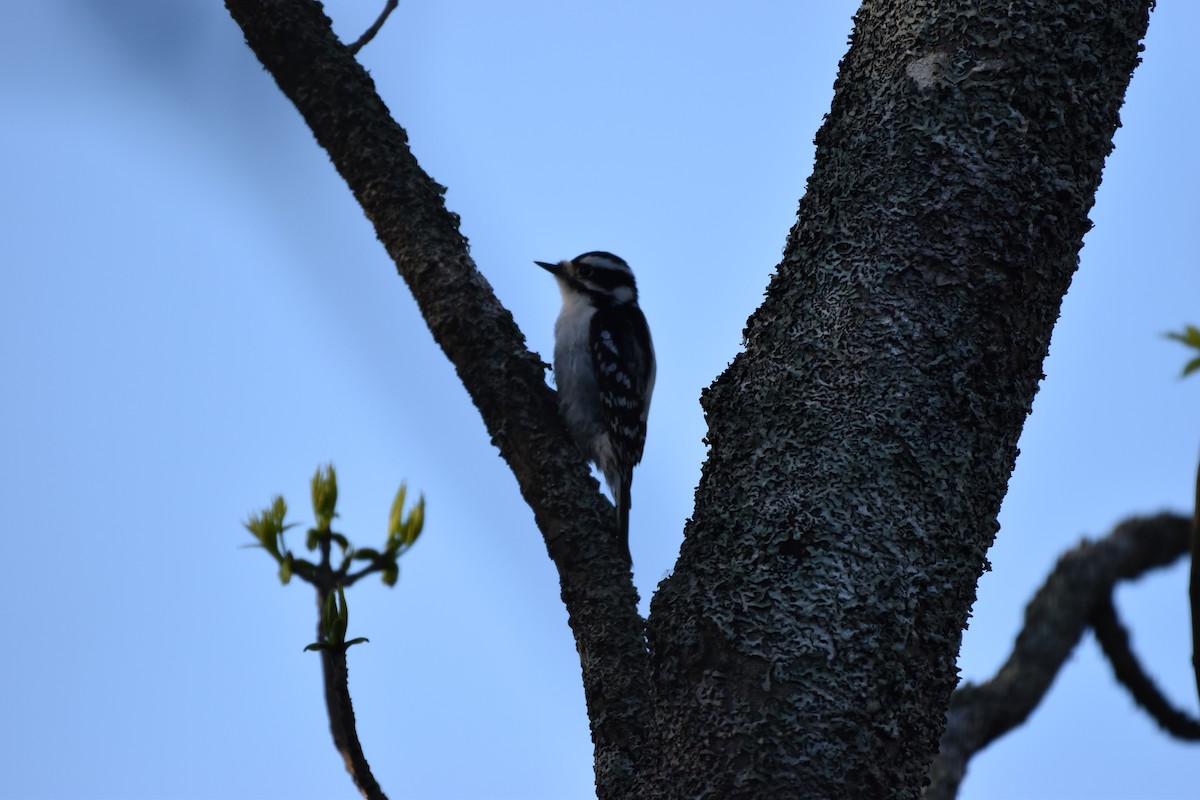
[347,0,398,55]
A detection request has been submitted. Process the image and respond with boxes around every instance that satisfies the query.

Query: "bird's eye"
[576,263,593,279]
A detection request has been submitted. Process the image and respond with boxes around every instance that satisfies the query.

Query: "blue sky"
[2,2,1197,798]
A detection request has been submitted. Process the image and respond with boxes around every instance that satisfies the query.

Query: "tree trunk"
[647,1,1152,797]
[224,0,1155,797]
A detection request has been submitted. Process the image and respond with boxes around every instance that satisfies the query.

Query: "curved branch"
[925,514,1192,800]
[222,1,652,795]
[1091,593,1200,740]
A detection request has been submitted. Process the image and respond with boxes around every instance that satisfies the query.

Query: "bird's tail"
[616,473,632,566]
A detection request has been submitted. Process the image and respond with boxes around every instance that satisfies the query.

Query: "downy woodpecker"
[536,252,655,564]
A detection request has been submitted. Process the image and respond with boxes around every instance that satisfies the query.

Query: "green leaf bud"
[311,464,338,531]
[388,483,407,540]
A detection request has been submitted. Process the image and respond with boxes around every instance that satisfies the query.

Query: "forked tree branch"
[925,514,1193,800]
[223,1,653,795]
[228,2,1168,797]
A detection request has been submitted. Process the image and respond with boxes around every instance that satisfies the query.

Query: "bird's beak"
[535,260,562,276]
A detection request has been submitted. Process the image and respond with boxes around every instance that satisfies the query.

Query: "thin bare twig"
[313,535,388,800]
[316,598,387,799]
[347,0,398,55]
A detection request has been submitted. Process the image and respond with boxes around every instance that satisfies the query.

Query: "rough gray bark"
[225,1,1156,798]
[647,1,1153,797]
